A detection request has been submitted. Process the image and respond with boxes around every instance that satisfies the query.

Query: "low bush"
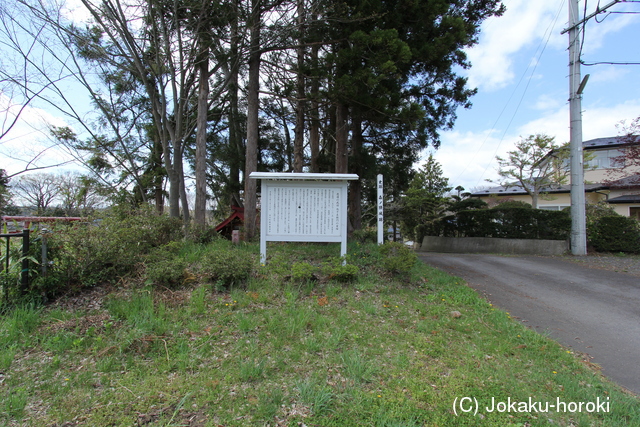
[143,243,189,288]
[185,224,221,244]
[290,262,316,282]
[41,208,183,294]
[325,263,359,282]
[194,245,255,287]
[378,241,416,276]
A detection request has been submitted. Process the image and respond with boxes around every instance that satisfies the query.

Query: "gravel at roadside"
[548,253,640,277]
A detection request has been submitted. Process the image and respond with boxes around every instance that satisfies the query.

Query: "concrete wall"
[419,236,569,255]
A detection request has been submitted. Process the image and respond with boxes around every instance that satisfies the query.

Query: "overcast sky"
[430,0,640,192]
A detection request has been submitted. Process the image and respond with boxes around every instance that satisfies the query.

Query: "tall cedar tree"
[401,153,452,240]
[321,0,504,229]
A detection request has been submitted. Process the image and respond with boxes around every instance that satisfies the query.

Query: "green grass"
[0,241,638,426]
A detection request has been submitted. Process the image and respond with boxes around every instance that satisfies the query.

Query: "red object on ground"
[215,207,245,239]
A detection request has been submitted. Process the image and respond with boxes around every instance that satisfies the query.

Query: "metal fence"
[0,229,30,301]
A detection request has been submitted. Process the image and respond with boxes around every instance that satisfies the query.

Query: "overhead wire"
[456,0,566,189]
[583,0,640,65]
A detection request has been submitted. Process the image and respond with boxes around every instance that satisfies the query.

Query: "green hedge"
[588,216,640,253]
[421,208,571,241]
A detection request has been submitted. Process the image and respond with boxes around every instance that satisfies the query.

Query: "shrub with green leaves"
[43,208,183,292]
[378,242,416,276]
[325,263,359,282]
[588,215,640,253]
[143,243,188,288]
[430,207,571,240]
[195,247,255,287]
[291,262,316,282]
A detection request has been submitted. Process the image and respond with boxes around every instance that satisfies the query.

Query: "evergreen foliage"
[0,0,505,230]
[400,154,452,240]
[378,241,417,276]
[424,208,571,241]
[588,215,640,253]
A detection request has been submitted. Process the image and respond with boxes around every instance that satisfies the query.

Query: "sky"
[1,0,640,192]
[429,0,640,193]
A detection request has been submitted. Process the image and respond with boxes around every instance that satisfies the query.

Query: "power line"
[582,61,640,65]
[464,1,567,188]
[580,1,640,66]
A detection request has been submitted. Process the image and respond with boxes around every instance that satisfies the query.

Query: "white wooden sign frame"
[249,172,359,264]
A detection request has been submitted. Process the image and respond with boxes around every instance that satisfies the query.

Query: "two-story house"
[471,137,640,220]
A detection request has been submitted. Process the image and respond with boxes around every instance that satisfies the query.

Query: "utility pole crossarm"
[561,0,623,34]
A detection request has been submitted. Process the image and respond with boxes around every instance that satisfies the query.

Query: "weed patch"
[0,242,638,426]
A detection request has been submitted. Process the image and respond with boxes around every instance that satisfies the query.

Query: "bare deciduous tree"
[13,172,60,214]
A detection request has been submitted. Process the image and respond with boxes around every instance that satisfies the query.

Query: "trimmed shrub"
[588,216,640,253]
[449,198,488,213]
[491,200,532,209]
[427,208,571,241]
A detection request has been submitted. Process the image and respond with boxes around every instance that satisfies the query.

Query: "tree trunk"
[335,101,348,174]
[293,0,305,173]
[152,137,164,213]
[228,1,243,207]
[176,146,190,224]
[349,112,363,230]
[244,0,261,240]
[166,168,181,218]
[194,46,209,226]
[309,44,320,173]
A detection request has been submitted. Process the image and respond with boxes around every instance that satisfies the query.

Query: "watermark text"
[452,396,610,416]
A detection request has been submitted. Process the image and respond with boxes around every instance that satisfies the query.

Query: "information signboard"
[249,173,358,264]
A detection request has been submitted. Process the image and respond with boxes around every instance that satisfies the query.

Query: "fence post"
[41,228,48,277]
[21,229,30,295]
[3,235,9,302]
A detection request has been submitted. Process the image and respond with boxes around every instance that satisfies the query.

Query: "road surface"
[418,253,640,395]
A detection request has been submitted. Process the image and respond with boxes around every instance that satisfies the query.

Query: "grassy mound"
[1,241,637,426]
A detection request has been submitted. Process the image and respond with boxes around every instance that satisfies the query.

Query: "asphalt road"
[418,253,640,395]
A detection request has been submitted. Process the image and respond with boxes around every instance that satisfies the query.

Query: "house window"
[631,207,640,220]
[585,149,624,169]
[538,205,568,211]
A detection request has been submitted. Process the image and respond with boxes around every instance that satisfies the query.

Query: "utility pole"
[568,0,587,255]
[563,0,624,255]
